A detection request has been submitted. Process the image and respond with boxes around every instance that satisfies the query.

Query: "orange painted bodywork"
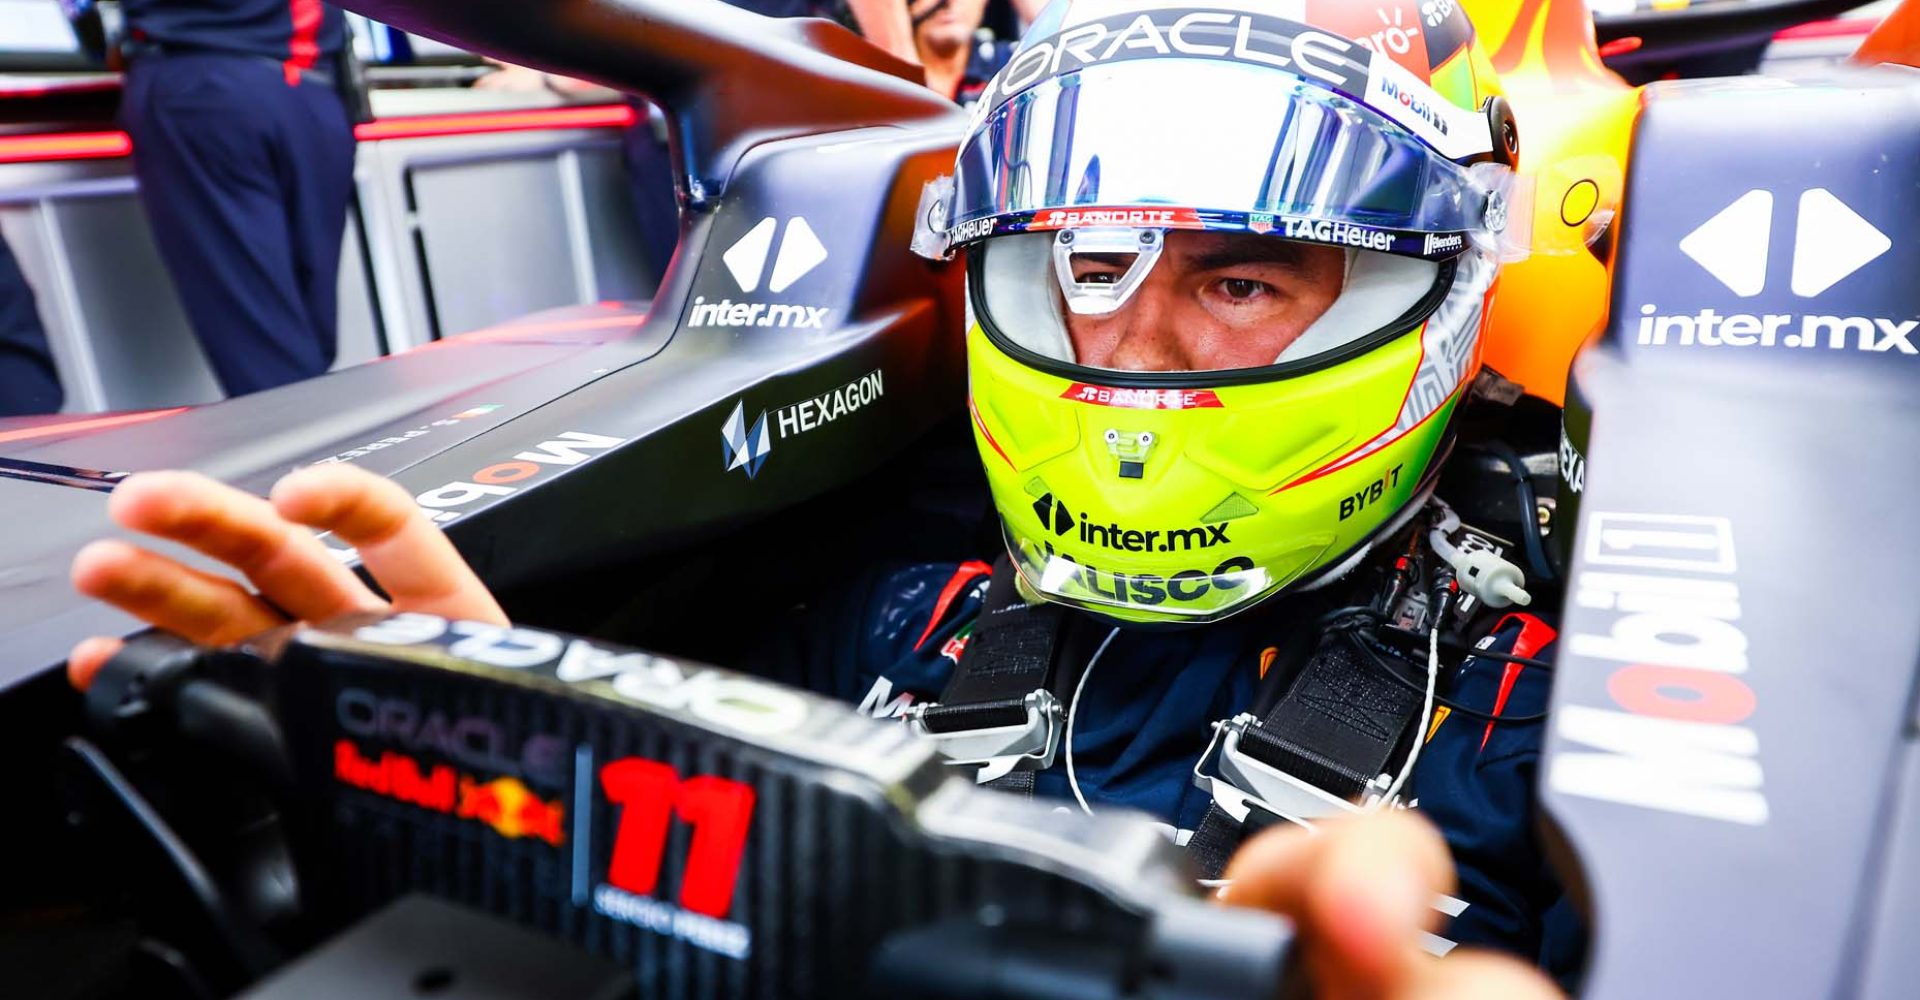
[1856,0,1920,67]
[1464,0,1641,406]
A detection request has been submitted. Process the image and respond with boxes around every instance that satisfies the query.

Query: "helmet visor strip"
[942,59,1507,257]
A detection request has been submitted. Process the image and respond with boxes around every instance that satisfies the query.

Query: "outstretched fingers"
[71,466,504,692]
[71,538,288,644]
[107,470,386,623]
[270,464,506,625]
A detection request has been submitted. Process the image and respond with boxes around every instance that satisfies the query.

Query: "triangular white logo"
[1680,189,1771,298]
[722,216,777,293]
[769,217,828,293]
[720,399,772,477]
[722,400,750,471]
[1681,188,1890,301]
[1791,188,1890,298]
[720,216,828,294]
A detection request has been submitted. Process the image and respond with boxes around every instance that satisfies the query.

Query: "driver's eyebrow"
[1186,240,1312,273]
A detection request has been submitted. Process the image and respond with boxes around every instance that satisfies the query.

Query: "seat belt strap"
[1188,633,1424,878]
[1241,636,1421,798]
[906,556,1069,787]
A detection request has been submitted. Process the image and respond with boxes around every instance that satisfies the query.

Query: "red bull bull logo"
[458,775,566,846]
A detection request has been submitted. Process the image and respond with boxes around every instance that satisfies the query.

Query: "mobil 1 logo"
[1549,512,1768,826]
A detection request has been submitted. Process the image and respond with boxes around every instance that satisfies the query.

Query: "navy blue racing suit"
[759,560,1584,979]
[0,235,62,416]
[119,0,354,397]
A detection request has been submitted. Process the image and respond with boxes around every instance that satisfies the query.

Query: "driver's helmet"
[916,0,1521,625]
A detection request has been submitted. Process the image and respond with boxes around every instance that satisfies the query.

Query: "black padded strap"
[1186,805,1244,881]
[1189,634,1423,877]
[984,769,1036,797]
[917,557,1066,736]
[1187,799,1297,880]
[1237,636,1420,801]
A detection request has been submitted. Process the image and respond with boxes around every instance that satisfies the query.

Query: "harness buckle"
[1192,714,1395,825]
[906,689,1063,783]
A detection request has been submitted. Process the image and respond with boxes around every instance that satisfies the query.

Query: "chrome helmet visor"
[946,58,1506,259]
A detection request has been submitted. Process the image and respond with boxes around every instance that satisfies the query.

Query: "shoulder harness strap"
[906,555,1069,789]
[1188,632,1424,879]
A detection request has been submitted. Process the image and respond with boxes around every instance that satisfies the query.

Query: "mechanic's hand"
[67,466,506,690]
[1218,811,1562,999]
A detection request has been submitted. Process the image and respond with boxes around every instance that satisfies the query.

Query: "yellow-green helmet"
[915,0,1519,625]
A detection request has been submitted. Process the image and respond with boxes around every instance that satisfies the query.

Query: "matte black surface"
[0,119,967,690]
[236,895,635,1000]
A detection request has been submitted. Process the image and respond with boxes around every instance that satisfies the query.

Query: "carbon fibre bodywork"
[0,113,968,691]
[3,0,1920,997]
[1550,66,1920,999]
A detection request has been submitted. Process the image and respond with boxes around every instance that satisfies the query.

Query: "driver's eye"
[1075,269,1120,285]
[1221,278,1267,300]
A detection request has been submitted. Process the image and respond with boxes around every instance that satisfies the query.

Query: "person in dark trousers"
[0,234,63,416]
[118,0,356,397]
[620,99,679,287]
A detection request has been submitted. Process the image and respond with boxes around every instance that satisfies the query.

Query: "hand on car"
[68,469,1561,999]
[1219,810,1563,999]
[66,464,504,690]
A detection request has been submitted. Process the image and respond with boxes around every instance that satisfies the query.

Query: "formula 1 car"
[2,0,1918,998]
